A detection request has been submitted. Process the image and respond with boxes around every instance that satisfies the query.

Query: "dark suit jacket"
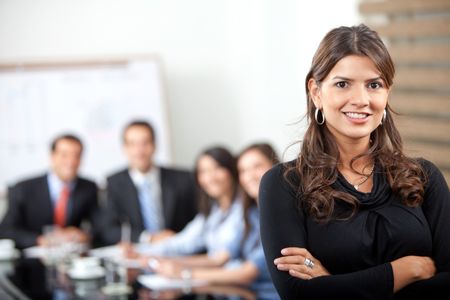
[100,167,197,245]
[0,174,100,249]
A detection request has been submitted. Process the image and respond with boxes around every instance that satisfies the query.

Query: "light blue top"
[136,196,244,259]
[225,205,279,299]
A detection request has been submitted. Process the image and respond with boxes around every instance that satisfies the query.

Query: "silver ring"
[304,258,315,269]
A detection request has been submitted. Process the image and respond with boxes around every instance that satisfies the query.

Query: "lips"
[344,112,371,119]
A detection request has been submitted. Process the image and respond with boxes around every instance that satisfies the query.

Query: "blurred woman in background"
[151,143,279,297]
[133,146,244,268]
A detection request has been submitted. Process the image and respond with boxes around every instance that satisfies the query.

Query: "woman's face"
[197,155,233,199]
[309,55,389,145]
[238,149,273,201]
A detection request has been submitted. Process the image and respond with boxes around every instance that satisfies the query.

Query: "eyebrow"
[332,76,382,82]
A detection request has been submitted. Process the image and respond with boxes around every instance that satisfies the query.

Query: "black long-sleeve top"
[259,159,450,300]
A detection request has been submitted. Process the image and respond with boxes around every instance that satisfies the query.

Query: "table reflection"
[5,257,276,300]
[7,258,133,300]
[137,284,256,300]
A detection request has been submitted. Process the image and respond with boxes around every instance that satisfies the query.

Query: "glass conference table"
[0,251,275,300]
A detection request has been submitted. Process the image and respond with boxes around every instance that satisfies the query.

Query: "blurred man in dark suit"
[0,134,100,249]
[100,120,197,245]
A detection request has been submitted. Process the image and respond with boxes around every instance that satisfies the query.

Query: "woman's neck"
[336,138,372,172]
[217,191,233,211]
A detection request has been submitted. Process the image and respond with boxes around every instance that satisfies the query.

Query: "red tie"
[54,185,70,226]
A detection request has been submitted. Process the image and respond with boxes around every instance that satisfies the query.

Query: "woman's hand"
[274,247,330,279]
[120,242,139,259]
[391,255,436,292]
[149,258,184,279]
[150,229,176,243]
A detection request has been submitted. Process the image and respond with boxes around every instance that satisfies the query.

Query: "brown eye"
[369,82,382,89]
[336,81,348,88]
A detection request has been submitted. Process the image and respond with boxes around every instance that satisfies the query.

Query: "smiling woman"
[308,54,388,191]
[259,24,450,300]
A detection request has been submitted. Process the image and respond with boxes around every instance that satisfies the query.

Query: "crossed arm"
[274,247,435,292]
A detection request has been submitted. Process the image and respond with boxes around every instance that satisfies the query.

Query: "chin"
[136,163,151,171]
[61,174,76,182]
[343,131,373,140]
[248,193,258,199]
[208,194,222,200]
[247,189,258,199]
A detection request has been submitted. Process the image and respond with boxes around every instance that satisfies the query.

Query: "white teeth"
[345,112,368,119]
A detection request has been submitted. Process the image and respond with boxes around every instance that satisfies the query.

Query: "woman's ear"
[308,78,321,109]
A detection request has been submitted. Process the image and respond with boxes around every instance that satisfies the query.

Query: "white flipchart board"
[0,57,171,191]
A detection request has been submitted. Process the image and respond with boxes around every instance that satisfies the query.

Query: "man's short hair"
[51,134,83,153]
[122,120,155,144]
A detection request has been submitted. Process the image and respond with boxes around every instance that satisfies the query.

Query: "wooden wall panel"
[404,142,450,169]
[373,17,450,39]
[390,44,450,64]
[396,116,450,144]
[395,68,450,90]
[360,0,450,14]
[390,93,450,116]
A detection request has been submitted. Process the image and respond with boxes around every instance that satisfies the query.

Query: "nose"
[350,85,370,107]
[67,159,79,170]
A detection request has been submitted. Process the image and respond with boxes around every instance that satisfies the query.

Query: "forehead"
[198,155,219,168]
[125,125,152,139]
[238,149,268,166]
[54,139,81,152]
[326,55,381,80]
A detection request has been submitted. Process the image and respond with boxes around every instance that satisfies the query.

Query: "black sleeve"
[259,164,394,300]
[97,178,123,246]
[396,159,450,299]
[0,185,39,248]
[168,170,198,232]
[84,181,103,248]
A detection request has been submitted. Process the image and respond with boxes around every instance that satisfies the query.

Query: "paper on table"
[23,246,46,258]
[88,245,122,259]
[23,243,87,259]
[89,243,153,259]
[137,274,207,291]
[88,245,146,269]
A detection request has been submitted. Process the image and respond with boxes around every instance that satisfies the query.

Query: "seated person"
[0,134,100,249]
[142,143,279,298]
[130,146,245,268]
[100,120,197,245]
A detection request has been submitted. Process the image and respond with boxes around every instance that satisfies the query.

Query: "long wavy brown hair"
[285,24,426,222]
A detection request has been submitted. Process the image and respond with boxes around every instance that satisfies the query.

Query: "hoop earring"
[381,109,387,125]
[315,108,325,125]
